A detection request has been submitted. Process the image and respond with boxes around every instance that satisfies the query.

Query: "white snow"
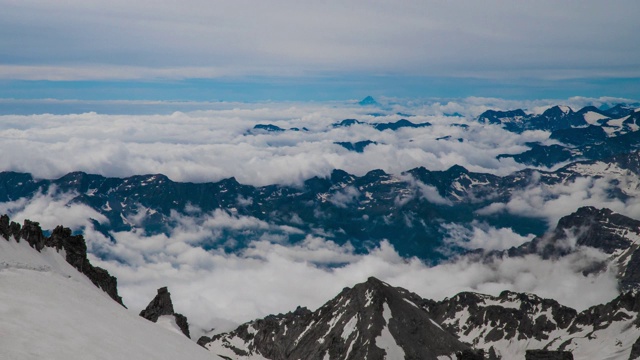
[375,302,406,359]
[206,334,269,360]
[341,315,358,340]
[365,289,374,307]
[0,237,214,360]
[583,111,609,124]
[402,298,419,309]
[155,315,185,336]
[430,318,444,331]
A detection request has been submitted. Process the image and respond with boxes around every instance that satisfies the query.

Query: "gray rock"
[140,287,190,338]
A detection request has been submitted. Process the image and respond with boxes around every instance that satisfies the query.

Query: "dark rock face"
[629,336,640,359]
[525,350,573,359]
[498,143,573,167]
[252,124,285,132]
[140,287,190,339]
[203,277,469,360]
[334,140,378,153]
[550,125,607,146]
[428,290,577,347]
[497,206,640,291]
[456,349,484,359]
[140,287,175,322]
[0,214,123,305]
[372,119,431,131]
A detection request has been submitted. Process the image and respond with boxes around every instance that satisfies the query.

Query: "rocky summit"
[200,277,469,360]
[140,287,191,338]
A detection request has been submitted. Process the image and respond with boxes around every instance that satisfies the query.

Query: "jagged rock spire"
[140,287,191,339]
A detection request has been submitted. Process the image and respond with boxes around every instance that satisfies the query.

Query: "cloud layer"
[0,190,620,338]
[1,1,639,81]
[0,97,629,186]
[0,97,636,338]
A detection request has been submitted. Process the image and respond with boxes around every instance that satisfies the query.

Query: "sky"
[1,0,640,338]
[1,0,639,101]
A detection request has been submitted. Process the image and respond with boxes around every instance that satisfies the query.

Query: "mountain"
[0,214,123,304]
[199,206,640,359]
[498,206,640,292]
[199,277,471,360]
[428,289,640,360]
[331,118,431,131]
[335,140,378,153]
[488,105,640,168]
[8,206,640,359]
[358,96,379,106]
[2,150,640,261]
[477,106,592,133]
[248,124,309,134]
[0,215,213,360]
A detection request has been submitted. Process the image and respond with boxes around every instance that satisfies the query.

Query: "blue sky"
[1,0,639,103]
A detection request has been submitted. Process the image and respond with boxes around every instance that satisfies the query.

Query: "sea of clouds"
[0,96,635,335]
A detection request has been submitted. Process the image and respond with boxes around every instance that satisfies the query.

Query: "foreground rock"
[0,214,123,305]
[140,287,191,338]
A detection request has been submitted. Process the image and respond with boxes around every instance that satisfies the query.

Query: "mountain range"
[1,148,638,260]
[4,102,640,359]
[5,203,640,359]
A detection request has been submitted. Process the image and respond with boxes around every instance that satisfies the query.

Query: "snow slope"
[0,237,214,360]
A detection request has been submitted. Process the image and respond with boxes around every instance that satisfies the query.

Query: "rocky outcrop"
[0,214,123,305]
[629,336,640,359]
[525,350,574,359]
[140,287,191,339]
[456,349,485,359]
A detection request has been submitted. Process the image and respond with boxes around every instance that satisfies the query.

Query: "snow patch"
[375,302,406,359]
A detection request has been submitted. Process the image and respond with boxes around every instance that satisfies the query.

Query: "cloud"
[88,225,618,340]
[0,187,107,230]
[0,99,584,186]
[0,188,621,339]
[476,173,640,227]
[441,221,536,252]
[0,1,638,81]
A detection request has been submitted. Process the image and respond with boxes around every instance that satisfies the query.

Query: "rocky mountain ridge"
[2,150,639,261]
[484,104,640,167]
[198,206,640,359]
[0,214,123,305]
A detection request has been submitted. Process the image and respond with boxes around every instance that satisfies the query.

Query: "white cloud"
[442,222,536,252]
[1,1,638,80]
[0,187,107,230]
[0,101,568,186]
[0,188,621,338]
[476,174,640,227]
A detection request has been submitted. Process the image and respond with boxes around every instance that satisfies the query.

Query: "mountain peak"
[203,277,469,359]
[359,95,378,106]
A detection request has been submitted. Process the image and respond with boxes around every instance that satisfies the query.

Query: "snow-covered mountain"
[195,206,640,360]
[487,104,640,167]
[200,276,471,360]
[0,216,214,360]
[2,150,640,261]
